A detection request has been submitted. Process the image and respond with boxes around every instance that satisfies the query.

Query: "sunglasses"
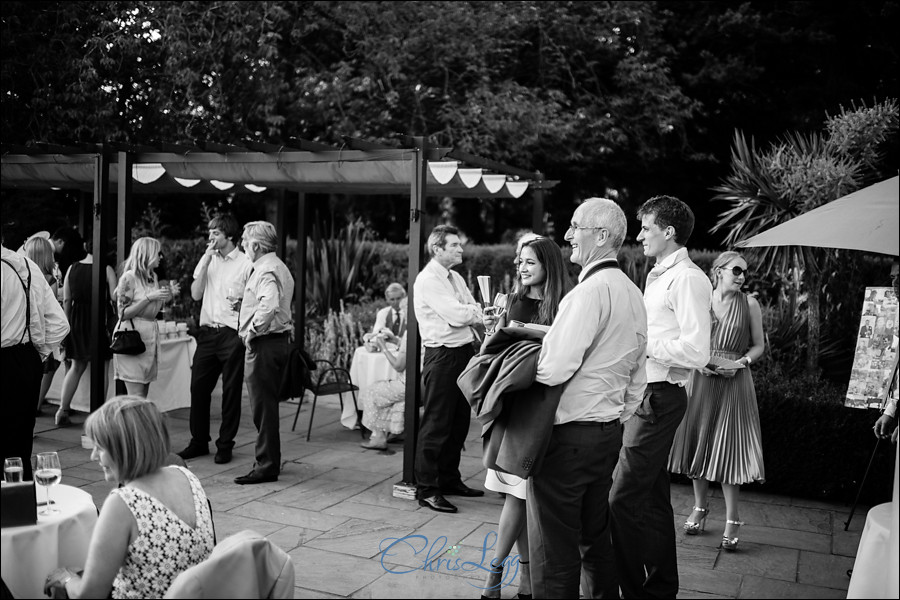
[721,266,747,277]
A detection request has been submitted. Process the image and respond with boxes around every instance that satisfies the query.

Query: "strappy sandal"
[684,505,708,535]
[722,519,745,551]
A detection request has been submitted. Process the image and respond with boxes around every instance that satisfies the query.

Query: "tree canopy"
[3,1,898,245]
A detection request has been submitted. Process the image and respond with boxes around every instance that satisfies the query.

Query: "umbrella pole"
[843,437,881,531]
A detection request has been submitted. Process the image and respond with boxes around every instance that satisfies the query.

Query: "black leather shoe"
[214,448,232,464]
[418,494,458,513]
[441,484,485,497]
[177,445,209,460]
[234,470,278,485]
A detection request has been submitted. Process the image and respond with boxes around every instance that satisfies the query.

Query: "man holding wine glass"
[177,214,252,465]
[413,224,484,513]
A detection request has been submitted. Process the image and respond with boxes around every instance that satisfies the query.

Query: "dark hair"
[209,213,241,241]
[637,195,695,246]
[514,237,572,326]
[426,224,460,256]
[50,226,86,277]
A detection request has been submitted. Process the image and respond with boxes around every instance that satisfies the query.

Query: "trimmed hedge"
[745,360,893,504]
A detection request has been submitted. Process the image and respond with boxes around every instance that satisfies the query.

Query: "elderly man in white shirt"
[610,195,712,599]
[413,224,484,514]
[527,198,647,599]
[2,239,69,480]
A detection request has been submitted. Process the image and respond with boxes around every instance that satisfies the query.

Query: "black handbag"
[110,319,146,355]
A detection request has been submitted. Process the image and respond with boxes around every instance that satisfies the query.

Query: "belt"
[201,324,233,331]
[557,420,620,430]
[254,331,291,342]
[647,381,680,390]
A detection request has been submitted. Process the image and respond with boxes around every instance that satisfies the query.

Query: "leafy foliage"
[301,218,375,315]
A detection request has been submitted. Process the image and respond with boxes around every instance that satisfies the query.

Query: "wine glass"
[35,452,62,515]
[3,457,23,483]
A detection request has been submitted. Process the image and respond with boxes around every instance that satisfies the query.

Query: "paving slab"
[796,550,854,590]
[714,543,798,582]
[737,575,848,599]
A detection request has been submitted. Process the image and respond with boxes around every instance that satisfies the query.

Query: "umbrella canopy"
[735,176,899,256]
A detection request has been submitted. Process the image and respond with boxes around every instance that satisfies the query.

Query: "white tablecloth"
[847,440,899,598]
[343,346,400,428]
[1,484,98,599]
[48,336,196,412]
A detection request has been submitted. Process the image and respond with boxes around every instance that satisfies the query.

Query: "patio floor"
[35,383,866,599]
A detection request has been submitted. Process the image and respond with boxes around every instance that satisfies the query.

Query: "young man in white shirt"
[177,214,252,465]
[610,195,712,599]
[413,225,484,513]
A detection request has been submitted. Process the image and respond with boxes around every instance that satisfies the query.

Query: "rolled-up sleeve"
[420,275,481,327]
[647,270,711,369]
[249,272,280,333]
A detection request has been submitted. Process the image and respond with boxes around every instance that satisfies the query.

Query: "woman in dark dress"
[480,235,572,599]
[57,237,118,426]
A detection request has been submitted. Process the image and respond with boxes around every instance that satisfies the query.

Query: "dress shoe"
[234,470,278,485]
[214,448,233,464]
[418,494,458,513]
[177,445,209,460]
[441,484,485,497]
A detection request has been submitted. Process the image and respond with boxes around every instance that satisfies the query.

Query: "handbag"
[110,319,146,355]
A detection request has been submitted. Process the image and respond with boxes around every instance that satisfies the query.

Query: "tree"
[711,99,898,373]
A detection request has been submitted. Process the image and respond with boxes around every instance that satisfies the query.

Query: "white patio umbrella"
[735,175,899,256]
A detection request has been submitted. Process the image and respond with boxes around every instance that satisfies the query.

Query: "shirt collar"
[654,247,690,272]
[429,259,451,279]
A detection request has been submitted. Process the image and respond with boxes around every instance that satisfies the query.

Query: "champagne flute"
[3,457,23,483]
[486,293,509,334]
[35,452,62,515]
[158,279,170,317]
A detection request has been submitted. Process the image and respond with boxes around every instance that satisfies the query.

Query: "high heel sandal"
[480,559,503,599]
[683,505,708,535]
[517,560,531,600]
[721,519,744,551]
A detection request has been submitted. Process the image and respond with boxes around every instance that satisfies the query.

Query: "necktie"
[646,264,667,288]
[391,310,402,336]
[448,272,465,301]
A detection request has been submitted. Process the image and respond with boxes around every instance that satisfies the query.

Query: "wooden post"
[89,149,112,412]
[395,137,427,499]
[294,191,307,347]
[532,170,545,234]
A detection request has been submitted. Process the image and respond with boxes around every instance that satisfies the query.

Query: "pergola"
[1,136,557,493]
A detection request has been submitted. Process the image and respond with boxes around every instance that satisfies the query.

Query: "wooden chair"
[290,359,361,441]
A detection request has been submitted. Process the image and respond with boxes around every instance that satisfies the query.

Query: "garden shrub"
[747,359,893,504]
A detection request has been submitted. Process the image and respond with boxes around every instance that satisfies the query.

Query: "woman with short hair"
[44,396,214,598]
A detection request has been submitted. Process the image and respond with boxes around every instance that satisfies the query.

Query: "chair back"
[164,530,294,599]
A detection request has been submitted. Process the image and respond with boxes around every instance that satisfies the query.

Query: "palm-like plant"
[711,99,898,373]
[306,218,375,315]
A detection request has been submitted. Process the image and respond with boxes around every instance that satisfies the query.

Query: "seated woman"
[44,396,215,599]
[359,331,408,450]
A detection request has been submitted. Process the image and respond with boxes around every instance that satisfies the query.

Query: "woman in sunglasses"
[668,250,766,552]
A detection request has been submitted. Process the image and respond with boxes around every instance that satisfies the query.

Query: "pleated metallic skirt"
[668,352,765,485]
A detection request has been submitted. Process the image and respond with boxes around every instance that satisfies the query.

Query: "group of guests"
[406,196,769,598]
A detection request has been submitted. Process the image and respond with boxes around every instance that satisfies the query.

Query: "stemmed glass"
[35,452,62,515]
[487,293,509,334]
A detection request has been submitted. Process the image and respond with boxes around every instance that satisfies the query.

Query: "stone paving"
[37,384,865,599]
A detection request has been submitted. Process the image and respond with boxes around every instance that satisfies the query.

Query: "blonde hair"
[23,237,56,276]
[122,237,160,285]
[710,250,745,289]
[84,395,170,482]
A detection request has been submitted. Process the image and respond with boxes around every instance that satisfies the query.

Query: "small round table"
[343,345,401,428]
[1,484,99,599]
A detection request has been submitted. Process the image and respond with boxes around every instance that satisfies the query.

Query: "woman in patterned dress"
[114,237,175,398]
[668,250,766,551]
[44,396,215,598]
[359,330,408,450]
[480,235,572,599]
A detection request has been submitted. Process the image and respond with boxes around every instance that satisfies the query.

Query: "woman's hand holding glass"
[483,293,508,334]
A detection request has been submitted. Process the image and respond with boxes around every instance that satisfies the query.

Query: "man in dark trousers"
[2,231,69,480]
[413,224,484,513]
[233,221,294,485]
[610,195,712,598]
[529,198,647,598]
[177,214,252,465]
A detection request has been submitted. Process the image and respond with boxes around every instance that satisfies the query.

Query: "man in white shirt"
[413,225,484,513]
[178,214,253,465]
[610,195,712,599]
[2,235,69,480]
[372,282,407,337]
[528,198,647,598]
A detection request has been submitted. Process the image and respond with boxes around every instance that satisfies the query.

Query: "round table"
[343,345,401,428]
[1,484,98,599]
